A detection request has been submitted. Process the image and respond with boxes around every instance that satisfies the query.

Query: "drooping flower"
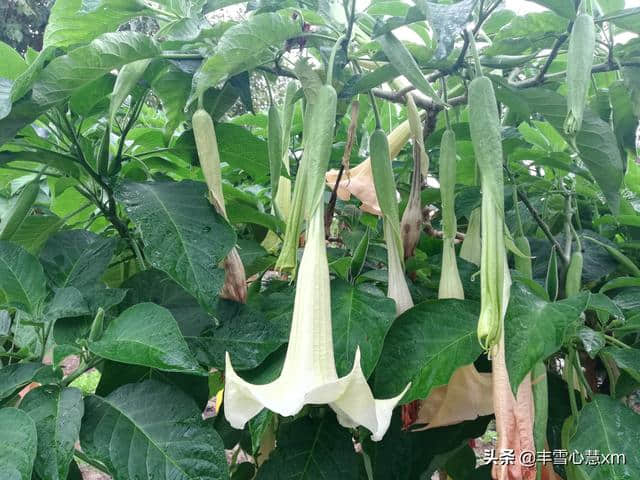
[224,208,409,440]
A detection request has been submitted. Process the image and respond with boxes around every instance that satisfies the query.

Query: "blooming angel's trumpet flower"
[224,210,410,440]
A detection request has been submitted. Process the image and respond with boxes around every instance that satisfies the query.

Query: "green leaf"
[601,347,640,382]
[69,74,116,117]
[599,276,640,294]
[9,215,65,254]
[609,80,639,152]
[599,7,640,34]
[33,32,161,108]
[177,123,271,182]
[186,298,288,371]
[44,0,147,48]
[531,0,576,19]
[80,380,229,480]
[150,63,192,139]
[96,360,209,410]
[576,326,606,358]
[115,180,236,313]
[194,11,303,98]
[45,287,90,320]
[331,280,396,377]
[0,240,47,316]
[89,302,205,375]
[377,32,442,102]
[120,269,211,336]
[521,88,624,213]
[0,42,27,81]
[0,408,37,480]
[40,230,116,289]
[568,395,640,479]
[362,409,491,480]
[256,414,361,479]
[19,386,84,480]
[374,298,482,403]
[0,363,60,402]
[504,282,589,393]
[0,151,81,178]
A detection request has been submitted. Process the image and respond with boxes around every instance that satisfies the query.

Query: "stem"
[368,91,382,129]
[567,349,579,418]
[571,351,593,398]
[603,357,617,397]
[504,167,568,266]
[604,334,631,349]
[440,78,451,130]
[74,449,110,475]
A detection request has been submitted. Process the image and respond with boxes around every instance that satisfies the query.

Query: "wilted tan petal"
[325,119,412,216]
[413,364,493,430]
[220,247,247,304]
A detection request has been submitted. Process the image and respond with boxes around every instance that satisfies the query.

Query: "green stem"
[603,357,617,397]
[604,334,631,349]
[440,77,451,130]
[571,350,593,398]
[74,449,110,475]
[567,349,579,418]
[368,91,382,130]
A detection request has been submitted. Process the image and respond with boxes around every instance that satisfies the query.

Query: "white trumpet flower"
[224,209,410,440]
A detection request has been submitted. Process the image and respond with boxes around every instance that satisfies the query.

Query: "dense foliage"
[1,0,640,479]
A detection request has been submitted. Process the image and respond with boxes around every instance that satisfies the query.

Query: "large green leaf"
[504,282,589,393]
[95,360,209,410]
[601,347,640,382]
[0,408,37,480]
[0,363,60,402]
[80,380,229,480]
[0,240,47,316]
[45,287,90,321]
[20,386,84,480]
[44,0,148,48]
[178,124,270,181]
[120,269,211,336]
[33,32,161,108]
[9,215,65,254]
[89,302,205,375]
[256,414,361,480]
[331,280,396,377]
[0,151,81,178]
[0,42,27,81]
[373,298,482,403]
[194,11,303,98]
[187,298,288,371]
[115,180,236,313]
[521,88,624,213]
[568,395,640,479]
[40,230,116,289]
